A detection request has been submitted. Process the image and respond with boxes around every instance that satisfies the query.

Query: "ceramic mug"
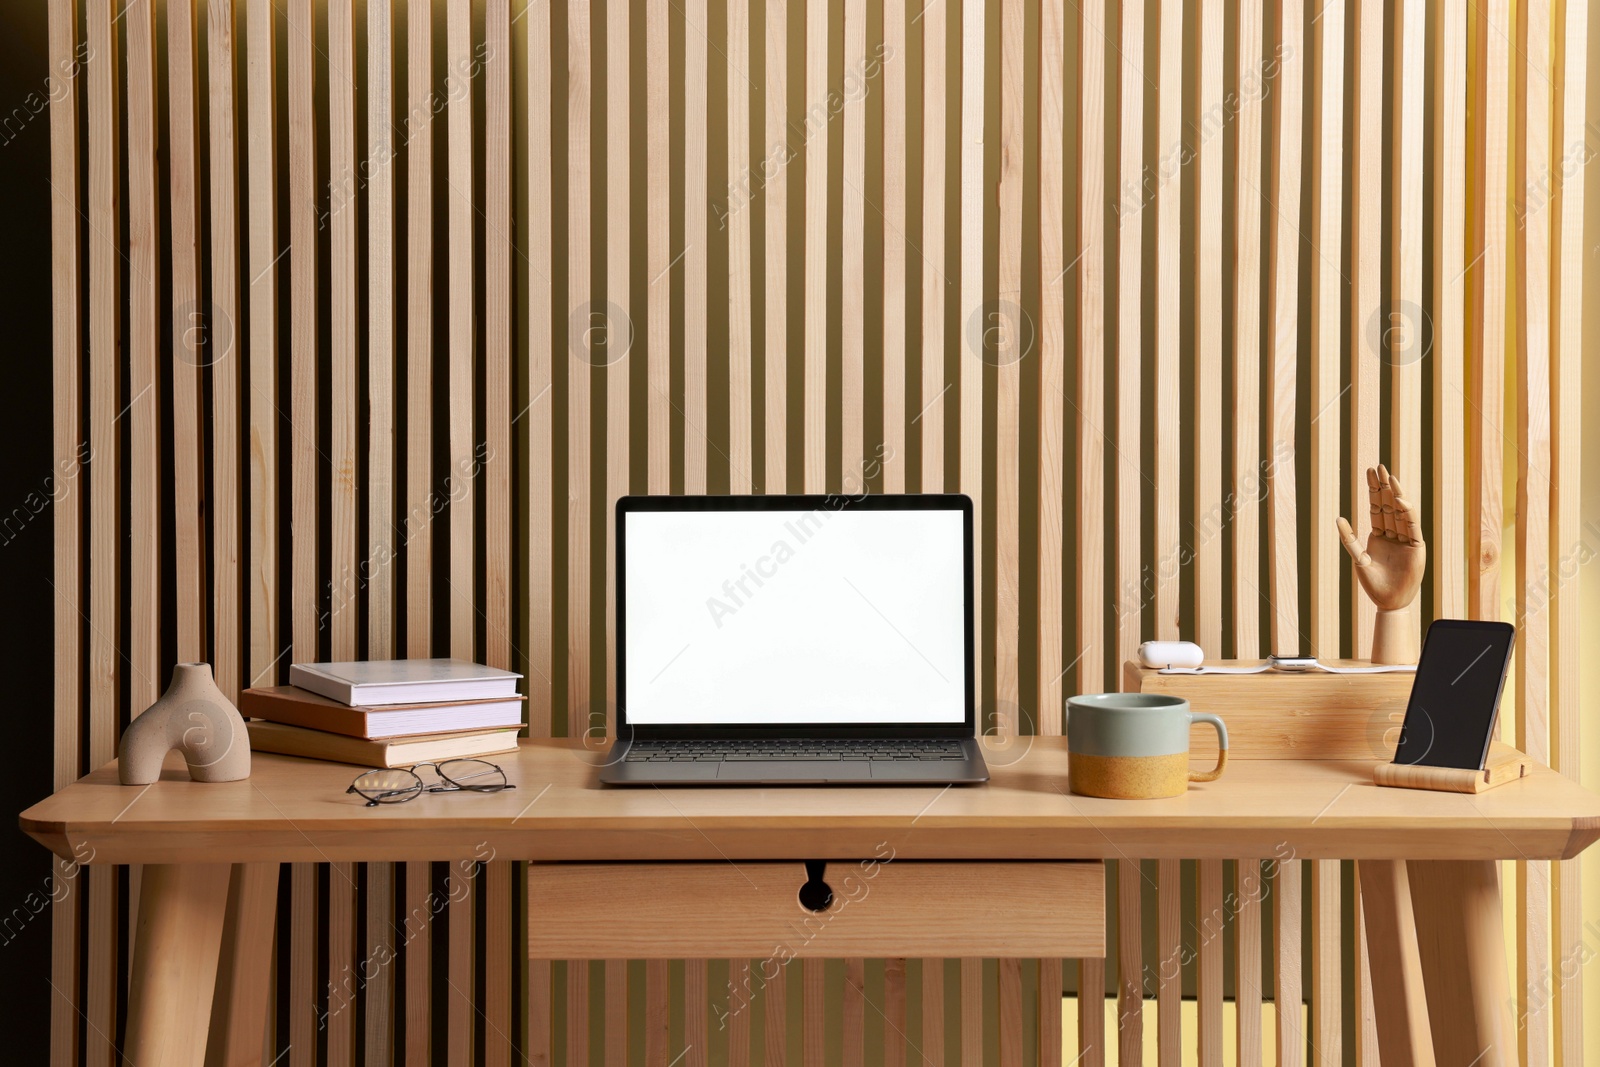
[1065,693,1228,799]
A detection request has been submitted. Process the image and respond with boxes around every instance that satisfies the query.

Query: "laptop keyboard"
[622,740,969,763]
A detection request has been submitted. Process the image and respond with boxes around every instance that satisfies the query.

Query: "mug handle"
[1187,712,1229,783]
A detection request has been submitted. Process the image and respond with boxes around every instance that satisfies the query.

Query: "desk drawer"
[527,859,1104,959]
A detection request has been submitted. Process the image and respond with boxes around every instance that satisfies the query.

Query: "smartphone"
[1393,619,1516,769]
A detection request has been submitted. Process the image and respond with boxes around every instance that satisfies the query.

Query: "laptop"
[598,493,989,785]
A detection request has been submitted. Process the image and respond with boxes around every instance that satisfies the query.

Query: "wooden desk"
[22,737,1600,1066]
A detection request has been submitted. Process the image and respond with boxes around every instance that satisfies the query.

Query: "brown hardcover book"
[240,685,525,739]
[245,720,522,768]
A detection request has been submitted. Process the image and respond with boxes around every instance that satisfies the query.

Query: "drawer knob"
[797,861,834,913]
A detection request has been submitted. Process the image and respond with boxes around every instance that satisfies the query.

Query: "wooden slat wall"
[43,0,1594,1063]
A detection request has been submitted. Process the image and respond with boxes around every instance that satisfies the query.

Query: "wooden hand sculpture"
[1336,464,1426,664]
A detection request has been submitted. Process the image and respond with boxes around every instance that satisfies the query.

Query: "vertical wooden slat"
[207,0,242,704]
[802,959,825,1066]
[803,0,828,494]
[1076,959,1103,1067]
[646,959,670,1065]
[486,0,513,669]
[881,0,907,494]
[920,959,943,1066]
[1156,859,1180,1067]
[683,0,709,493]
[844,956,866,1067]
[728,0,753,493]
[127,0,159,722]
[568,0,594,737]
[1193,0,1222,658]
[530,959,553,1066]
[1467,0,1509,623]
[1036,0,1062,735]
[1266,0,1303,656]
[604,0,631,742]
[405,5,437,1057]
[1274,861,1303,1067]
[1431,0,1467,622]
[841,0,866,489]
[1038,0,1065,727]
[85,0,120,771]
[1072,0,1103,706]
[246,0,279,690]
[365,860,395,1067]
[406,0,435,663]
[1306,0,1341,660]
[403,863,430,1067]
[918,0,946,496]
[1515,5,1554,1063]
[998,956,1022,1067]
[646,0,671,497]
[368,0,397,668]
[728,959,752,1067]
[1232,0,1263,662]
[328,8,360,1062]
[568,959,590,1065]
[1153,0,1181,643]
[1311,861,1340,1064]
[883,958,907,1067]
[1117,861,1143,1066]
[524,0,553,741]
[288,0,318,667]
[331,0,359,663]
[290,863,318,1067]
[686,958,709,1065]
[328,862,358,1065]
[446,0,476,666]
[1390,0,1424,491]
[1037,957,1062,1067]
[1113,0,1143,678]
[958,0,984,703]
[960,958,983,1065]
[764,0,789,495]
[1551,6,1588,1064]
[1349,0,1381,655]
[1235,860,1263,1067]
[1198,860,1223,1065]
[169,0,206,664]
[598,897,621,1054]
[47,0,82,1061]
[484,858,513,1065]
[993,0,1022,733]
[766,958,789,1065]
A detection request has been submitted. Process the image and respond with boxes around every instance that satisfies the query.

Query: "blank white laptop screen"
[623,507,966,726]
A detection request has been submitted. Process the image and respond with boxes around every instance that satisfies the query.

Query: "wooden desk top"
[21,738,1600,865]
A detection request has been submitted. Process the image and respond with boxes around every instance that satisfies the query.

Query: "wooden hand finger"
[1337,517,1371,567]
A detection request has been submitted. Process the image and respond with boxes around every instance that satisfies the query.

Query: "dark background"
[2,3,67,1060]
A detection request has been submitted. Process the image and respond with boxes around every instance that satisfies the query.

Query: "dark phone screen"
[1393,620,1516,769]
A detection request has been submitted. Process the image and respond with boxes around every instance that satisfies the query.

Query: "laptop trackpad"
[716,761,872,782]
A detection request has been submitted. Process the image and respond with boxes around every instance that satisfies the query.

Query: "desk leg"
[1356,860,1433,1066]
[123,863,232,1067]
[1407,860,1517,1066]
[205,863,281,1067]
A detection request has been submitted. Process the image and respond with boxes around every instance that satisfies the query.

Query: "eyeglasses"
[347,759,516,807]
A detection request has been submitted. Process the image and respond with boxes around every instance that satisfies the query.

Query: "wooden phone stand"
[1373,741,1532,794]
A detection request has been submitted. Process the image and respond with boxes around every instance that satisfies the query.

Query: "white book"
[289,658,523,707]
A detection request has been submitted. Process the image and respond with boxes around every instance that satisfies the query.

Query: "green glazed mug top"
[1065,693,1229,759]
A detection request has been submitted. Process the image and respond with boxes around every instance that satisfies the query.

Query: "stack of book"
[241,659,526,767]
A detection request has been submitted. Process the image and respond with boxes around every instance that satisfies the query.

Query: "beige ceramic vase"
[118,662,251,785]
